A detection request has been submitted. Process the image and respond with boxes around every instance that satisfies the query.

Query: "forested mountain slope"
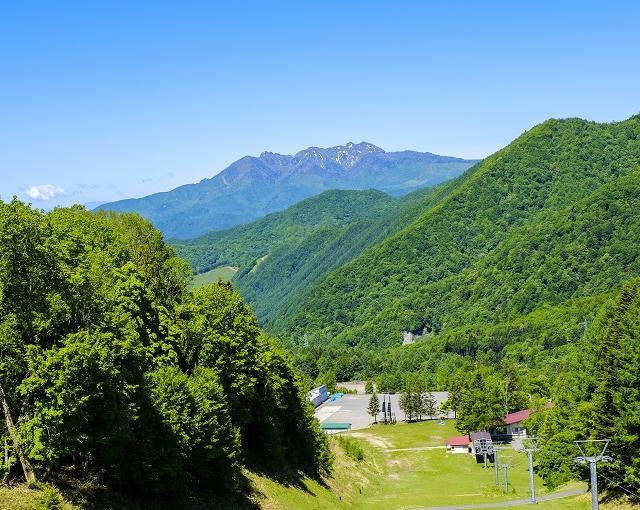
[175,180,465,325]
[284,115,640,347]
[99,142,476,238]
[173,189,397,274]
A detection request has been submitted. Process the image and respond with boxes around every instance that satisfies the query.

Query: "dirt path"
[385,445,447,452]
[349,432,393,449]
[411,488,587,509]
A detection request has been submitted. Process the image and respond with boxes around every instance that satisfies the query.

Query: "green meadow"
[249,420,592,510]
[189,266,238,288]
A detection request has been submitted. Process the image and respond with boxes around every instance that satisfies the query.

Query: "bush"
[537,431,579,489]
[336,436,365,462]
[31,483,63,510]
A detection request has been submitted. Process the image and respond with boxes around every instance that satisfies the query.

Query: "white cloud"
[25,184,66,201]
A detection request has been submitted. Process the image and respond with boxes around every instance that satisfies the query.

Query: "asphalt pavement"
[314,392,453,430]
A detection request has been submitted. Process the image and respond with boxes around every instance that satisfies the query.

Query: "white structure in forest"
[308,385,329,407]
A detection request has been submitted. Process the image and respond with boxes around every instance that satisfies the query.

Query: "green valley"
[7,4,640,509]
[174,181,464,325]
[5,115,640,508]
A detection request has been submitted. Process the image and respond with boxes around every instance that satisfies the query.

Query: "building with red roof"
[445,435,470,454]
[503,409,532,436]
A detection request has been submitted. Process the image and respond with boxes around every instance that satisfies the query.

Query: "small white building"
[402,331,416,345]
[308,385,329,408]
[445,435,470,454]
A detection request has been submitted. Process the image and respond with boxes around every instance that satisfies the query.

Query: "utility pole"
[523,436,540,504]
[573,439,612,510]
[382,394,387,424]
[501,463,512,494]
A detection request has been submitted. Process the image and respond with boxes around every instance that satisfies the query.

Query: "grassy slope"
[190,266,238,288]
[248,420,591,510]
[285,116,640,347]
[0,486,64,510]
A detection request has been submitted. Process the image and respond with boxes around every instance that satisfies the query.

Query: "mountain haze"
[98,142,477,238]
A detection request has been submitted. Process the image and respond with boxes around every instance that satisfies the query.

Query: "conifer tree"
[368,392,380,423]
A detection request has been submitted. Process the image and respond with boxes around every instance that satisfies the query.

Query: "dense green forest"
[174,182,462,325]
[7,115,640,504]
[277,115,640,496]
[535,278,640,492]
[443,279,640,494]
[0,199,330,506]
[286,116,640,349]
[173,189,398,274]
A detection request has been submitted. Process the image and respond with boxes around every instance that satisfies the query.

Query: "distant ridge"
[98,142,478,238]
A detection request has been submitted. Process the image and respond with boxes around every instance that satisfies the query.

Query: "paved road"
[411,488,587,509]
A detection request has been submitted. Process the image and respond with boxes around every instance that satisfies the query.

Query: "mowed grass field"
[250,420,594,510]
[190,266,238,288]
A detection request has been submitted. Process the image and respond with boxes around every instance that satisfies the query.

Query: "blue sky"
[1,1,639,207]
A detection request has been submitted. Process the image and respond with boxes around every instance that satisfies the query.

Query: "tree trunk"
[0,379,35,483]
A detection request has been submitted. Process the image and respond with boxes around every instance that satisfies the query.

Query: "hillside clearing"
[248,421,593,510]
[190,266,238,287]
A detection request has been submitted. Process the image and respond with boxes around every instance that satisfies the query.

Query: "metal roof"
[504,409,531,425]
[470,431,492,441]
[319,422,351,430]
[446,435,470,447]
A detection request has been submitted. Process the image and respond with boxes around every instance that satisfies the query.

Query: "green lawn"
[0,486,76,510]
[349,446,584,509]
[190,266,238,288]
[356,419,458,449]
[0,487,42,510]
[249,420,591,510]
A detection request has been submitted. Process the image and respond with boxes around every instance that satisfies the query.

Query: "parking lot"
[314,392,452,430]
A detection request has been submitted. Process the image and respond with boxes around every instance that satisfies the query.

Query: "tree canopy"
[0,199,330,501]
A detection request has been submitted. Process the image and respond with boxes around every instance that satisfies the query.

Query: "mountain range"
[98,142,477,238]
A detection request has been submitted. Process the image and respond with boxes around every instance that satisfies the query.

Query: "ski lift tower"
[521,436,540,504]
[574,439,612,510]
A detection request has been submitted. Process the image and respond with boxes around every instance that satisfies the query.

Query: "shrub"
[336,436,365,462]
